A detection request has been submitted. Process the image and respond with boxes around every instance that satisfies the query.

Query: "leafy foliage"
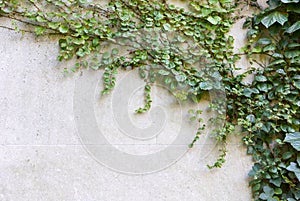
[242,0,300,200]
[0,0,299,200]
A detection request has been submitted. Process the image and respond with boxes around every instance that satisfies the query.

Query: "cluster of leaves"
[0,0,235,167]
[239,0,300,200]
[1,0,299,200]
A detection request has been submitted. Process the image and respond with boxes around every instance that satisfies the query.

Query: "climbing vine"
[241,0,300,200]
[0,0,299,200]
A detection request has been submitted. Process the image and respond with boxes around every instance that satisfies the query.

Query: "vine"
[0,0,299,200]
[241,0,300,200]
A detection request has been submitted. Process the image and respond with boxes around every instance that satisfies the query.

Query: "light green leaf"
[48,22,60,29]
[286,21,300,33]
[207,16,221,25]
[286,162,300,181]
[284,132,300,151]
[34,26,46,35]
[163,23,172,31]
[111,48,119,55]
[175,74,187,82]
[293,81,300,89]
[59,25,69,33]
[257,38,272,45]
[261,12,288,28]
[255,75,267,82]
[281,0,299,3]
[158,70,170,76]
[199,82,213,90]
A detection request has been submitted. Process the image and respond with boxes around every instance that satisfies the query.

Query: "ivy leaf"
[294,81,300,89]
[287,3,300,14]
[199,82,213,90]
[246,114,256,123]
[158,70,170,76]
[34,26,46,35]
[281,0,300,3]
[284,132,300,151]
[243,88,253,97]
[175,74,187,82]
[269,59,286,66]
[48,22,60,29]
[59,25,69,33]
[259,186,275,200]
[257,38,272,45]
[163,23,172,31]
[207,16,221,25]
[286,21,300,33]
[270,178,282,187]
[286,162,300,181]
[261,12,288,28]
[255,75,267,82]
[184,30,194,36]
[111,48,119,55]
[285,50,300,58]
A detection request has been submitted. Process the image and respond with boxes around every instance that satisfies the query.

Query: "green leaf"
[243,88,253,97]
[259,186,275,200]
[270,178,282,187]
[284,50,300,58]
[34,26,46,35]
[257,38,272,45]
[287,3,300,14]
[293,81,300,89]
[48,22,60,29]
[59,25,69,33]
[158,70,170,76]
[175,74,187,82]
[269,59,286,66]
[274,188,282,195]
[111,48,119,55]
[184,30,194,36]
[163,23,172,31]
[283,152,293,160]
[286,162,300,181]
[253,183,261,191]
[257,83,271,92]
[102,52,110,59]
[261,12,288,28]
[255,75,267,82]
[73,38,85,45]
[286,21,300,33]
[199,82,213,90]
[284,132,300,151]
[264,186,275,196]
[207,16,221,25]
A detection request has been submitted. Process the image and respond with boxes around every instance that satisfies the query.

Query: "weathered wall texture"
[0,1,267,201]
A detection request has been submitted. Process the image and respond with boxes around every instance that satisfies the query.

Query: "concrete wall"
[0,1,267,200]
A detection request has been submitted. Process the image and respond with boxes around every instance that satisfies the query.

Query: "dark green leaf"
[261,12,288,28]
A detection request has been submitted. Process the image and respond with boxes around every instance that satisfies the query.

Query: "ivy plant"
[241,0,300,200]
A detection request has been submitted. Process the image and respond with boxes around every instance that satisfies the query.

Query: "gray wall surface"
[0,1,267,200]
